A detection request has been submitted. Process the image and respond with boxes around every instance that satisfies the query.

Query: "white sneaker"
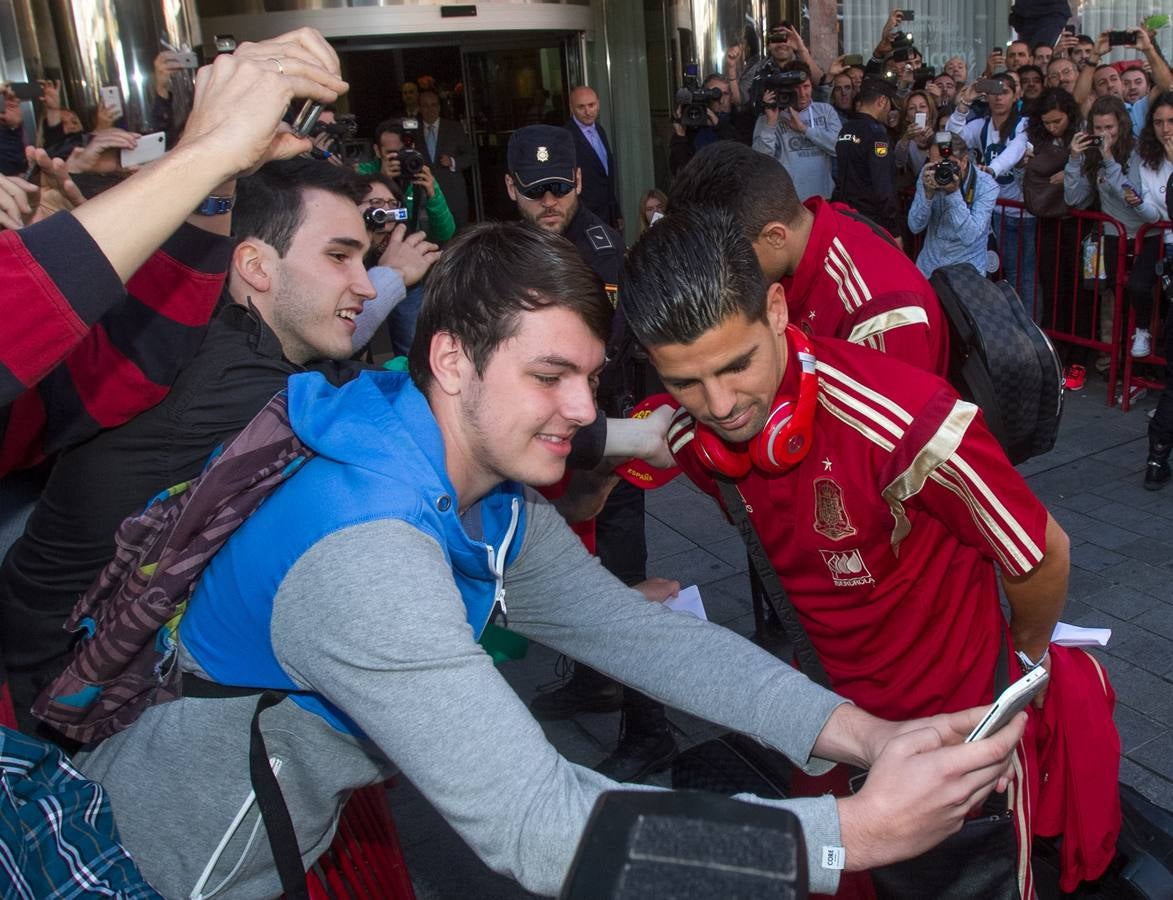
[1131,327,1152,358]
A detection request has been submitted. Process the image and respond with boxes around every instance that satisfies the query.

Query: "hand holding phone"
[966,667,1049,743]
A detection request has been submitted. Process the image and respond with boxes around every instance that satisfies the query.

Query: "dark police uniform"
[833,112,902,239]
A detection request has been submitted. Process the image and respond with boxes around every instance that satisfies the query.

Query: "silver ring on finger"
[269,57,285,75]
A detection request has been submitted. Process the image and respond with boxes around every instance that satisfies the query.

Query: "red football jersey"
[781,197,950,378]
[674,337,1048,720]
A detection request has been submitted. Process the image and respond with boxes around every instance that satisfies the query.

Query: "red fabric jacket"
[781,197,950,377]
[0,213,231,475]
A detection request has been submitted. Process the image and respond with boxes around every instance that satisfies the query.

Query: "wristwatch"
[194,194,235,216]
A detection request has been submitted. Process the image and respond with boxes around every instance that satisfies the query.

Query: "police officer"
[504,126,677,782]
[833,77,903,242]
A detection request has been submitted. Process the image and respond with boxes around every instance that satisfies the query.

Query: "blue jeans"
[994,210,1038,320]
[386,281,425,358]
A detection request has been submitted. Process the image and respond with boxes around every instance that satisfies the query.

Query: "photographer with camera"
[669,71,740,175]
[908,131,999,277]
[833,77,903,242]
[351,172,440,353]
[737,23,824,112]
[751,61,841,201]
[361,118,455,244]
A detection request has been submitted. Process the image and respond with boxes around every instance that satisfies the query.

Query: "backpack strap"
[715,478,831,688]
[183,676,308,900]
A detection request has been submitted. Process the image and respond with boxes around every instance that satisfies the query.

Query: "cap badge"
[537,146,550,162]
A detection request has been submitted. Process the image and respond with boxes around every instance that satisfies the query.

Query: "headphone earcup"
[693,424,753,479]
[749,398,797,473]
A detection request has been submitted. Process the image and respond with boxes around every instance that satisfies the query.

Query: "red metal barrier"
[1123,223,1170,411]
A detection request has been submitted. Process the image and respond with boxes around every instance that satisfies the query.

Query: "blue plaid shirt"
[0,727,161,899]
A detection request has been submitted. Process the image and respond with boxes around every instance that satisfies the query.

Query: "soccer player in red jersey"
[668,140,950,378]
[621,207,1071,899]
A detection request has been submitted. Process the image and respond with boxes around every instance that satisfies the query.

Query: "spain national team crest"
[874,141,888,157]
[819,548,875,588]
[813,477,857,540]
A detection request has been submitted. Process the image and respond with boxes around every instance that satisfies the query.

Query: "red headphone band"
[691,325,818,478]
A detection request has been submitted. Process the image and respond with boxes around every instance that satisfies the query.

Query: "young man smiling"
[621,206,1070,898]
[77,221,1026,899]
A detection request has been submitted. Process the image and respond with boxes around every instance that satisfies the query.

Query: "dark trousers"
[1152,316,1173,444]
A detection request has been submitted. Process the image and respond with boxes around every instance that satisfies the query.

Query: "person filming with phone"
[1072,26,1172,131]
[908,131,999,277]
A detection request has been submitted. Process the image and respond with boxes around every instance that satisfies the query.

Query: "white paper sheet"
[1050,621,1111,648]
[664,584,707,621]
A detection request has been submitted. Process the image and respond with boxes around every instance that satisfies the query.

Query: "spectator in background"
[933,72,958,105]
[1,85,25,176]
[1019,65,1046,107]
[908,131,998,277]
[752,61,841,202]
[1047,57,1079,94]
[1126,93,1173,358]
[847,64,866,91]
[418,88,472,228]
[567,85,622,230]
[363,118,455,245]
[1072,35,1097,69]
[400,80,420,118]
[829,70,857,120]
[150,49,194,147]
[37,80,85,160]
[1065,96,1158,374]
[1024,88,1081,337]
[669,73,738,174]
[738,22,825,109]
[1007,40,1033,72]
[895,89,939,193]
[1075,29,1173,135]
[638,188,667,233]
[1033,42,1054,70]
[944,56,968,89]
[1123,66,1151,105]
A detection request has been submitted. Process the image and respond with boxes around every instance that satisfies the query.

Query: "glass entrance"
[333,32,579,228]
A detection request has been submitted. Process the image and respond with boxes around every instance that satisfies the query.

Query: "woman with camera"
[907,131,998,277]
[894,89,938,193]
[1065,95,1162,376]
[1025,88,1082,343]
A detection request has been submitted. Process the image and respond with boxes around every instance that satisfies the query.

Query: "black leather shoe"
[530,678,623,720]
[1144,440,1171,491]
[594,730,679,783]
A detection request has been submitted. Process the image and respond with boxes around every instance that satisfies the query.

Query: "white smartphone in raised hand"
[965,666,1049,742]
[98,85,123,120]
[120,131,167,168]
[914,111,927,129]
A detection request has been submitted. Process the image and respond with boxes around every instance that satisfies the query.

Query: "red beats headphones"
[688,324,819,479]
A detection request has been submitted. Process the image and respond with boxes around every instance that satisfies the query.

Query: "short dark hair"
[620,206,767,347]
[1009,39,1030,51]
[857,78,895,106]
[233,158,365,257]
[1076,34,1094,45]
[1018,64,1044,81]
[780,60,812,81]
[668,140,803,239]
[355,172,406,206]
[374,118,407,146]
[408,222,613,390]
[1031,41,1051,54]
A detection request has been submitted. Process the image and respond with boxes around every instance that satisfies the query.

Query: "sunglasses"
[516,180,575,200]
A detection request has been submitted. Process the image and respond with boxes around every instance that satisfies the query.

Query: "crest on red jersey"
[813,477,857,540]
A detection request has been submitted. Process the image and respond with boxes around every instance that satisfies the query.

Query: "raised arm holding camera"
[908,131,999,276]
[751,61,841,201]
[1073,26,1172,130]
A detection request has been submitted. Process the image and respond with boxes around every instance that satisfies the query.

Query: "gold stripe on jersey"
[884,399,976,503]
[847,306,930,346]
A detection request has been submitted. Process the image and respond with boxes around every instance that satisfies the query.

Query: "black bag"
[930,263,1064,464]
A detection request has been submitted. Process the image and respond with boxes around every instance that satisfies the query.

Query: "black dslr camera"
[933,131,960,186]
[890,29,917,62]
[750,62,807,115]
[675,63,724,129]
[395,118,427,180]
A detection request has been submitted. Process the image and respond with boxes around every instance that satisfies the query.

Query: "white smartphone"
[120,131,167,168]
[965,666,1049,742]
[914,111,927,129]
[98,85,123,119]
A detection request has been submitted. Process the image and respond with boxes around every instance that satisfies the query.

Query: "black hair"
[373,118,407,146]
[408,222,613,391]
[780,60,812,81]
[355,172,406,206]
[1031,41,1052,54]
[1138,91,1173,168]
[857,79,895,107]
[1018,64,1044,82]
[1084,95,1136,182]
[620,206,767,347]
[1026,87,1081,146]
[233,158,365,257]
[667,140,803,238]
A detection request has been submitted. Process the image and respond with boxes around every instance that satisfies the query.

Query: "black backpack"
[930,263,1064,464]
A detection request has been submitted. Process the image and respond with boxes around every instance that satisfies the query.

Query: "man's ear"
[504,173,518,202]
[765,282,790,334]
[575,167,583,195]
[232,239,273,295]
[756,220,791,253]
[429,331,475,396]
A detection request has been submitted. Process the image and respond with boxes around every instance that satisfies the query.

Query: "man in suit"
[566,86,622,230]
[400,80,420,118]
[419,88,473,228]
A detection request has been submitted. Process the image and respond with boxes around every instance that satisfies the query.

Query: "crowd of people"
[0,10,1154,899]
